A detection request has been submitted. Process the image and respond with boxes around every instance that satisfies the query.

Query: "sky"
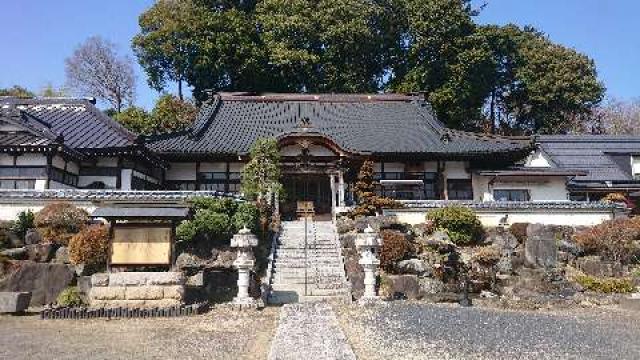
[1,0,639,110]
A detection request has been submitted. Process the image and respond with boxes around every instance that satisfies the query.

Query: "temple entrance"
[281,174,333,220]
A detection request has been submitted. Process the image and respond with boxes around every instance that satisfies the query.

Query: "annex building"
[0,93,633,225]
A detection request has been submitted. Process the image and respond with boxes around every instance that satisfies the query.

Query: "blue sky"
[1,0,638,110]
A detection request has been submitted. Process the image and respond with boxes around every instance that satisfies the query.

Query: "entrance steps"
[267,220,351,304]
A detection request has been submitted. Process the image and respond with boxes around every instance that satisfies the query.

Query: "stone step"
[270,286,350,296]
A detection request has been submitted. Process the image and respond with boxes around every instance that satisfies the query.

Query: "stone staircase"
[267,220,351,304]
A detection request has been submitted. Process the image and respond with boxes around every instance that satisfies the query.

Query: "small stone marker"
[525,224,557,268]
[0,292,32,313]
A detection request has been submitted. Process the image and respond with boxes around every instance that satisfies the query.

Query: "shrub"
[509,222,529,244]
[68,224,109,267]
[573,217,640,264]
[35,203,89,245]
[472,246,502,267]
[189,197,238,216]
[177,209,232,243]
[232,202,259,233]
[575,275,635,293]
[10,210,35,240]
[56,287,84,307]
[350,160,401,217]
[427,206,483,246]
[600,192,627,204]
[379,230,412,272]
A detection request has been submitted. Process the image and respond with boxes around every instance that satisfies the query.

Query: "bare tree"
[65,36,135,112]
[577,98,640,135]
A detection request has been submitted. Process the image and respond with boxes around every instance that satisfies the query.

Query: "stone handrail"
[261,228,280,303]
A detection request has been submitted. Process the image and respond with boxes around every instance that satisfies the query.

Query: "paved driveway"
[337,303,640,360]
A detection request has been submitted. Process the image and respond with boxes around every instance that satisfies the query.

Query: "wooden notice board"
[111,225,172,265]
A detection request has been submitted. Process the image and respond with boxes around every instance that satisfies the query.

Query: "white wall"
[199,162,226,172]
[0,201,96,222]
[445,161,470,179]
[120,169,133,190]
[473,174,568,202]
[0,154,13,166]
[48,180,76,190]
[15,154,46,166]
[525,151,553,168]
[632,156,640,178]
[384,207,623,227]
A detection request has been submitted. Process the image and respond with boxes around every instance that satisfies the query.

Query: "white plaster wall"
[132,170,160,184]
[15,154,46,166]
[48,180,76,190]
[0,201,96,222]
[525,151,553,168]
[199,162,226,172]
[120,169,133,190]
[78,176,117,189]
[34,179,47,190]
[166,162,197,181]
[0,154,12,166]
[384,208,621,227]
[472,175,568,202]
[632,156,640,178]
[382,162,405,172]
[445,161,470,179]
[229,162,244,173]
[52,155,66,170]
[96,157,119,167]
[422,161,438,172]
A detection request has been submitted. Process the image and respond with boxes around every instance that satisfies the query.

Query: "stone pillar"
[356,225,383,304]
[230,228,259,307]
[338,171,346,207]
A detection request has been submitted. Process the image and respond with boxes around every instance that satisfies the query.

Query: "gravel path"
[268,303,356,360]
[0,307,279,360]
[337,303,640,360]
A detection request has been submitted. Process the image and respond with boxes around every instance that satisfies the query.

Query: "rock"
[396,258,430,276]
[339,233,357,249]
[109,272,185,287]
[25,243,54,262]
[386,274,421,300]
[0,247,27,260]
[90,273,109,287]
[7,232,23,248]
[525,224,557,268]
[419,277,446,295]
[412,222,434,238]
[175,252,203,271]
[53,246,70,264]
[0,262,75,306]
[483,227,518,251]
[77,276,92,302]
[429,230,451,244]
[480,290,498,298]
[211,249,236,268]
[558,240,583,257]
[0,292,31,313]
[186,272,204,287]
[496,255,513,274]
[345,256,364,299]
[576,256,625,278]
[24,229,42,245]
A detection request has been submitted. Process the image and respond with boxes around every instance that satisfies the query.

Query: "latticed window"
[447,179,473,200]
[494,189,530,201]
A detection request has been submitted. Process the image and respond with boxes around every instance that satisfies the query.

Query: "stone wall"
[88,272,186,308]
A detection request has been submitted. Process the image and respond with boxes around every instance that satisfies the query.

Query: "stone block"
[0,247,27,260]
[0,292,31,313]
[91,273,110,287]
[125,286,164,300]
[53,246,70,264]
[186,272,204,287]
[109,272,185,287]
[576,256,624,278]
[90,287,126,301]
[90,299,181,309]
[525,224,557,268]
[25,243,54,263]
[163,285,185,300]
[386,274,421,300]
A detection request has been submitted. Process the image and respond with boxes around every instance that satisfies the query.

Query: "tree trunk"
[178,79,183,101]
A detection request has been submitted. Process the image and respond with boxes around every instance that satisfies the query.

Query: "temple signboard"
[111,225,172,266]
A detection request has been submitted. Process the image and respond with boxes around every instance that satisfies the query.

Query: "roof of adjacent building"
[149,93,532,158]
[0,97,137,150]
[537,135,640,187]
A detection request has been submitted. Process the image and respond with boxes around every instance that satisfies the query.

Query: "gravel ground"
[0,307,279,360]
[336,302,640,360]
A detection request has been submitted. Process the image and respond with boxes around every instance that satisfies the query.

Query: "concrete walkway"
[268,302,356,360]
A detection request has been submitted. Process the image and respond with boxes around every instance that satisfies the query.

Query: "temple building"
[0,93,633,223]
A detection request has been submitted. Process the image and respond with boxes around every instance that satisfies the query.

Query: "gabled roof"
[149,93,532,158]
[537,135,640,186]
[0,97,137,150]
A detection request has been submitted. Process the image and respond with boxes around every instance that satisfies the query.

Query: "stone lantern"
[230,227,259,306]
[356,225,383,303]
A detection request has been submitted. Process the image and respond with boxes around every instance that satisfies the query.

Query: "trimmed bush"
[10,210,34,240]
[379,230,412,272]
[232,202,259,233]
[573,217,640,264]
[35,203,89,245]
[190,197,238,215]
[427,206,483,246]
[508,223,529,244]
[56,287,84,307]
[177,210,232,243]
[68,224,109,267]
[575,275,635,293]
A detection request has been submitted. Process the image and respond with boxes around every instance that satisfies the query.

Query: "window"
[0,179,36,189]
[494,189,530,201]
[569,192,588,202]
[447,179,473,200]
[375,172,438,200]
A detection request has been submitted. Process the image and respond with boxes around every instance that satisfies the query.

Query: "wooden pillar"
[437,161,447,200]
[195,161,201,190]
[329,174,337,221]
[45,154,52,189]
[338,171,345,207]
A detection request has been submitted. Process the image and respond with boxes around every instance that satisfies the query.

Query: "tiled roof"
[397,200,625,210]
[0,189,240,202]
[537,135,640,185]
[0,98,137,150]
[149,93,532,157]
